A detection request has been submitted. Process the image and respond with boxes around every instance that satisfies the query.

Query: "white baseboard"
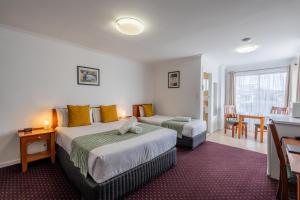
[0,159,20,168]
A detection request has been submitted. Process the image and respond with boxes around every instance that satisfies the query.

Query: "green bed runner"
[161,120,189,139]
[70,123,160,177]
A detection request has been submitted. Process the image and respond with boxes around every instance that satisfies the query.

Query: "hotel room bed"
[133,105,207,149]
[55,120,177,200]
[139,115,207,138]
[139,115,207,149]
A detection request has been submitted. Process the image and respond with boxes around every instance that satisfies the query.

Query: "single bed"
[53,110,177,200]
[133,105,207,149]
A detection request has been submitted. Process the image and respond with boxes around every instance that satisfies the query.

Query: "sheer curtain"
[297,56,300,101]
[228,71,236,105]
[235,68,288,130]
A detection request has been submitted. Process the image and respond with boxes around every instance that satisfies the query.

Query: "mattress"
[139,115,207,138]
[56,119,177,184]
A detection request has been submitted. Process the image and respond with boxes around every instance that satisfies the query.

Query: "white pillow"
[56,108,68,127]
[56,107,93,127]
[139,106,144,117]
[91,107,101,123]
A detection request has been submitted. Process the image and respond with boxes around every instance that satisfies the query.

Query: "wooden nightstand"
[18,128,56,173]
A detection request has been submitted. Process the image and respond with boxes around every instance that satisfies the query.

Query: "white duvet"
[139,115,207,138]
[56,119,177,183]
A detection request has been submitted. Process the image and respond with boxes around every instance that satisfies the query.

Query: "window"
[235,69,287,117]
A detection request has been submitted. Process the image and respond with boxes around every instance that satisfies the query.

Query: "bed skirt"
[176,130,207,149]
[56,145,176,200]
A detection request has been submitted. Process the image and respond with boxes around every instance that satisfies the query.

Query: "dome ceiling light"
[235,37,260,54]
[115,17,144,35]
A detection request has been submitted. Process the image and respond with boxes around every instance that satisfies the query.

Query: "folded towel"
[118,117,137,135]
[130,126,143,134]
[173,116,192,122]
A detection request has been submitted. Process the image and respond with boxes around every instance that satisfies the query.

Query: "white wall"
[201,55,223,132]
[152,56,202,119]
[0,26,153,167]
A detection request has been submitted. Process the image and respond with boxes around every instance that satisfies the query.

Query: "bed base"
[176,131,207,149]
[56,145,176,200]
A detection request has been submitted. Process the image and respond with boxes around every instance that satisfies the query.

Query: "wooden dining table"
[238,114,265,143]
[283,138,300,200]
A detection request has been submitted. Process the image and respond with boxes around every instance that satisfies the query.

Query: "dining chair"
[269,120,296,200]
[224,105,248,138]
[254,106,289,140]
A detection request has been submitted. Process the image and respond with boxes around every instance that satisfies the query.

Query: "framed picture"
[77,66,100,86]
[168,71,180,88]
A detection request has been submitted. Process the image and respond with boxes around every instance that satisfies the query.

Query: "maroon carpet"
[0,142,277,200]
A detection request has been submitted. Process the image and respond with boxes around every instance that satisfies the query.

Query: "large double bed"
[53,110,177,200]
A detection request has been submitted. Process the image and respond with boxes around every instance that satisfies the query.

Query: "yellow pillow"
[101,105,119,123]
[143,104,154,117]
[67,105,91,127]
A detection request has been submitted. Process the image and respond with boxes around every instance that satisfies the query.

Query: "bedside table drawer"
[25,134,51,143]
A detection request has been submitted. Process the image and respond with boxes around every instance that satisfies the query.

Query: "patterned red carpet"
[0,142,277,200]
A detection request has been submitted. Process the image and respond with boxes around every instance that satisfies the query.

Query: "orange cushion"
[101,105,119,123]
[143,104,154,117]
[67,105,91,127]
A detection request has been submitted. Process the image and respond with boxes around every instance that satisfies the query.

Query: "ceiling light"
[115,17,144,35]
[235,44,259,54]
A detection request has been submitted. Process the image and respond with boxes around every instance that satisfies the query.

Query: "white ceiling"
[1,0,300,66]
